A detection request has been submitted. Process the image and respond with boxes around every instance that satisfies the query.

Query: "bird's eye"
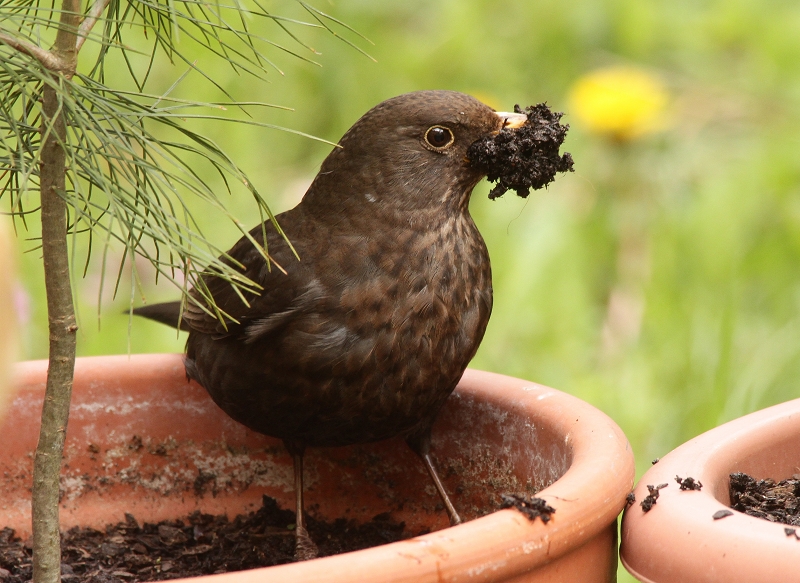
[424,126,454,150]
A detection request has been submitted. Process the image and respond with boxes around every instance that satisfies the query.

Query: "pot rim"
[621,398,800,583]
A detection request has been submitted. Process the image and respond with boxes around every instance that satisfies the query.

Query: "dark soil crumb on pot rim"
[640,483,669,513]
[499,493,556,524]
[675,475,703,491]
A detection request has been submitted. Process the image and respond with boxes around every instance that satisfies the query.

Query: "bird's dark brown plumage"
[134,90,518,558]
[172,91,497,447]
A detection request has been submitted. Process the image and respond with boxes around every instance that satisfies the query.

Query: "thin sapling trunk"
[31,2,80,582]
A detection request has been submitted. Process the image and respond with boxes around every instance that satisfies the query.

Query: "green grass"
[10,2,800,580]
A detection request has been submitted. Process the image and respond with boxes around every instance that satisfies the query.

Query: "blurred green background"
[12,1,800,577]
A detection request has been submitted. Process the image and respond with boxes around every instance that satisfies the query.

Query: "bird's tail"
[131,301,189,331]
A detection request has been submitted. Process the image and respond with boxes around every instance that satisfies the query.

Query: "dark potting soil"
[675,475,703,491]
[499,494,555,524]
[636,476,702,513]
[0,495,416,582]
[639,483,669,512]
[467,103,574,200]
[729,471,800,527]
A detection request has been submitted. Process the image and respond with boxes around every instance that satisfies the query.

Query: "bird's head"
[305,90,525,216]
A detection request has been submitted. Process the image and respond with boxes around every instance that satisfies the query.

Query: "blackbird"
[133,90,528,560]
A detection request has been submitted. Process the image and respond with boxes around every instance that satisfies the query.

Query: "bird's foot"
[294,525,319,561]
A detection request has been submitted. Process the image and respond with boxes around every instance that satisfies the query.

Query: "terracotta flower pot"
[620,398,800,582]
[2,354,634,582]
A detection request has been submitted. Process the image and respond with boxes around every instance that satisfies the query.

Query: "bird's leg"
[406,429,462,526]
[283,439,319,561]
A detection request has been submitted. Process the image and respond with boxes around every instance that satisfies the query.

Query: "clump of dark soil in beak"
[468,104,574,200]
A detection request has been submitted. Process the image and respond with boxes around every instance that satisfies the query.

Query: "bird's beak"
[495,111,528,129]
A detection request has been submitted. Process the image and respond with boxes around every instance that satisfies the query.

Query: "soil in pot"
[729,471,800,529]
[0,494,418,582]
[0,489,548,582]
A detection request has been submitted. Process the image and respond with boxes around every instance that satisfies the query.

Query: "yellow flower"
[568,67,668,141]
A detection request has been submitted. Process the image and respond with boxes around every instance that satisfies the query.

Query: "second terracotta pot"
[2,354,634,582]
[621,398,800,582]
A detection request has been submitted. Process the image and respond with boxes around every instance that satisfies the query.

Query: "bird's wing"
[182,208,318,338]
